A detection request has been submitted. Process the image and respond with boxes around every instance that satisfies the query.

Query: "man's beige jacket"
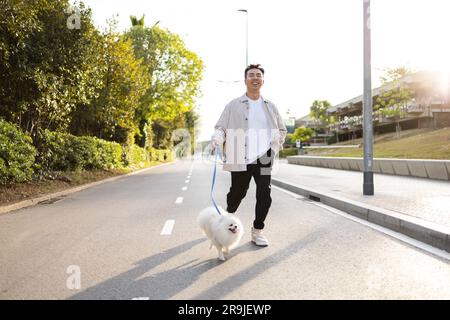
[212,94,287,171]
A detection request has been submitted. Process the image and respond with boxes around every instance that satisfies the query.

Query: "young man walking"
[211,64,287,246]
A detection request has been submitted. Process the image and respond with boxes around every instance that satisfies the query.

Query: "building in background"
[296,71,450,144]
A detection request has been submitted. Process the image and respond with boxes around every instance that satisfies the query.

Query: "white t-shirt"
[247,97,271,164]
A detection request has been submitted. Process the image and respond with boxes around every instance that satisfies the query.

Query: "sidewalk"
[272,159,450,252]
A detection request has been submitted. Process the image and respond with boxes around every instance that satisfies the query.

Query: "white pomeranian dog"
[197,206,244,261]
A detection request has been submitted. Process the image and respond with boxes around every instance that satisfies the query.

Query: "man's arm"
[273,105,287,144]
[211,103,231,147]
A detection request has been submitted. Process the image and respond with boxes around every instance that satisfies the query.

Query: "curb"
[0,160,177,215]
[286,156,450,181]
[271,177,450,253]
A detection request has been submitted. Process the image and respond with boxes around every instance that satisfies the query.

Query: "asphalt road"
[1,157,450,299]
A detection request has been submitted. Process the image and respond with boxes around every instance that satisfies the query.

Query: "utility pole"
[363,0,374,195]
[237,9,248,66]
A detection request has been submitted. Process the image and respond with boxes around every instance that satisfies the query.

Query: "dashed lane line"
[175,197,183,204]
[160,220,175,235]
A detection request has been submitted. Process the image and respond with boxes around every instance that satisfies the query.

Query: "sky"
[82,0,450,141]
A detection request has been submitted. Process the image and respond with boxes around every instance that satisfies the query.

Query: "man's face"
[245,68,264,91]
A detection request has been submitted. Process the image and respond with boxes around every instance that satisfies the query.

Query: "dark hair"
[245,64,264,78]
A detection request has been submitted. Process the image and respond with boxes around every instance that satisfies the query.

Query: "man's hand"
[272,130,282,144]
[211,138,221,150]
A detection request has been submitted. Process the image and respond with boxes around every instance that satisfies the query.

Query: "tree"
[374,66,414,137]
[0,2,203,152]
[130,15,145,27]
[125,21,204,149]
[309,100,335,143]
[0,0,104,137]
[344,115,358,143]
[183,108,200,155]
[309,100,334,127]
[291,127,314,143]
[70,18,150,144]
[0,0,40,129]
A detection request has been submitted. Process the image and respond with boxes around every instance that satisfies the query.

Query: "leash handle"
[211,147,221,215]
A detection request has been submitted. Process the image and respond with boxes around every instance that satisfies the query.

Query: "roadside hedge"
[279,148,299,158]
[35,130,124,172]
[0,120,172,184]
[148,147,173,162]
[122,144,147,167]
[0,119,37,184]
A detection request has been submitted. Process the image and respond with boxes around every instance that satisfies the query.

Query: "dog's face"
[227,221,240,234]
[220,215,242,235]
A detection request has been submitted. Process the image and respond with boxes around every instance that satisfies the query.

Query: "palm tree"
[130,15,145,27]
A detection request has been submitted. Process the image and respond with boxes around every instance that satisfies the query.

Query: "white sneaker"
[251,227,269,247]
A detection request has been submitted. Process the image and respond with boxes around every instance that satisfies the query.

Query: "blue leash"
[211,148,221,215]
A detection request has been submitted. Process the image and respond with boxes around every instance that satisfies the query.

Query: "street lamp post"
[363,0,374,195]
[237,9,248,67]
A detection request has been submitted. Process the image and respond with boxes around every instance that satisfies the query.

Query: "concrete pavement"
[272,159,450,253]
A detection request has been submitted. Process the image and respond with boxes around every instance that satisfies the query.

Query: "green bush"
[96,139,123,169]
[163,149,173,162]
[65,135,98,171]
[123,144,147,167]
[148,147,172,162]
[35,129,123,172]
[35,129,70,172]
[279,148,299,158]
[327,135,337,145]
[0,119,36,184]
[1,120,173,184]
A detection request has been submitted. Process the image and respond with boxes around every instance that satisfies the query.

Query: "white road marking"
[185,180,189,183]
[132,297,150,300]
[271,185,450,261]
[160,220,175,235]
[182,186,187,191]
[175,197,183,204]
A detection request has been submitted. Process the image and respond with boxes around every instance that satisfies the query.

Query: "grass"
[0,160,170,207]
[302,127,450,160]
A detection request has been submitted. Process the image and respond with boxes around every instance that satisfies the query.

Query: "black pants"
[226,149,274,230]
